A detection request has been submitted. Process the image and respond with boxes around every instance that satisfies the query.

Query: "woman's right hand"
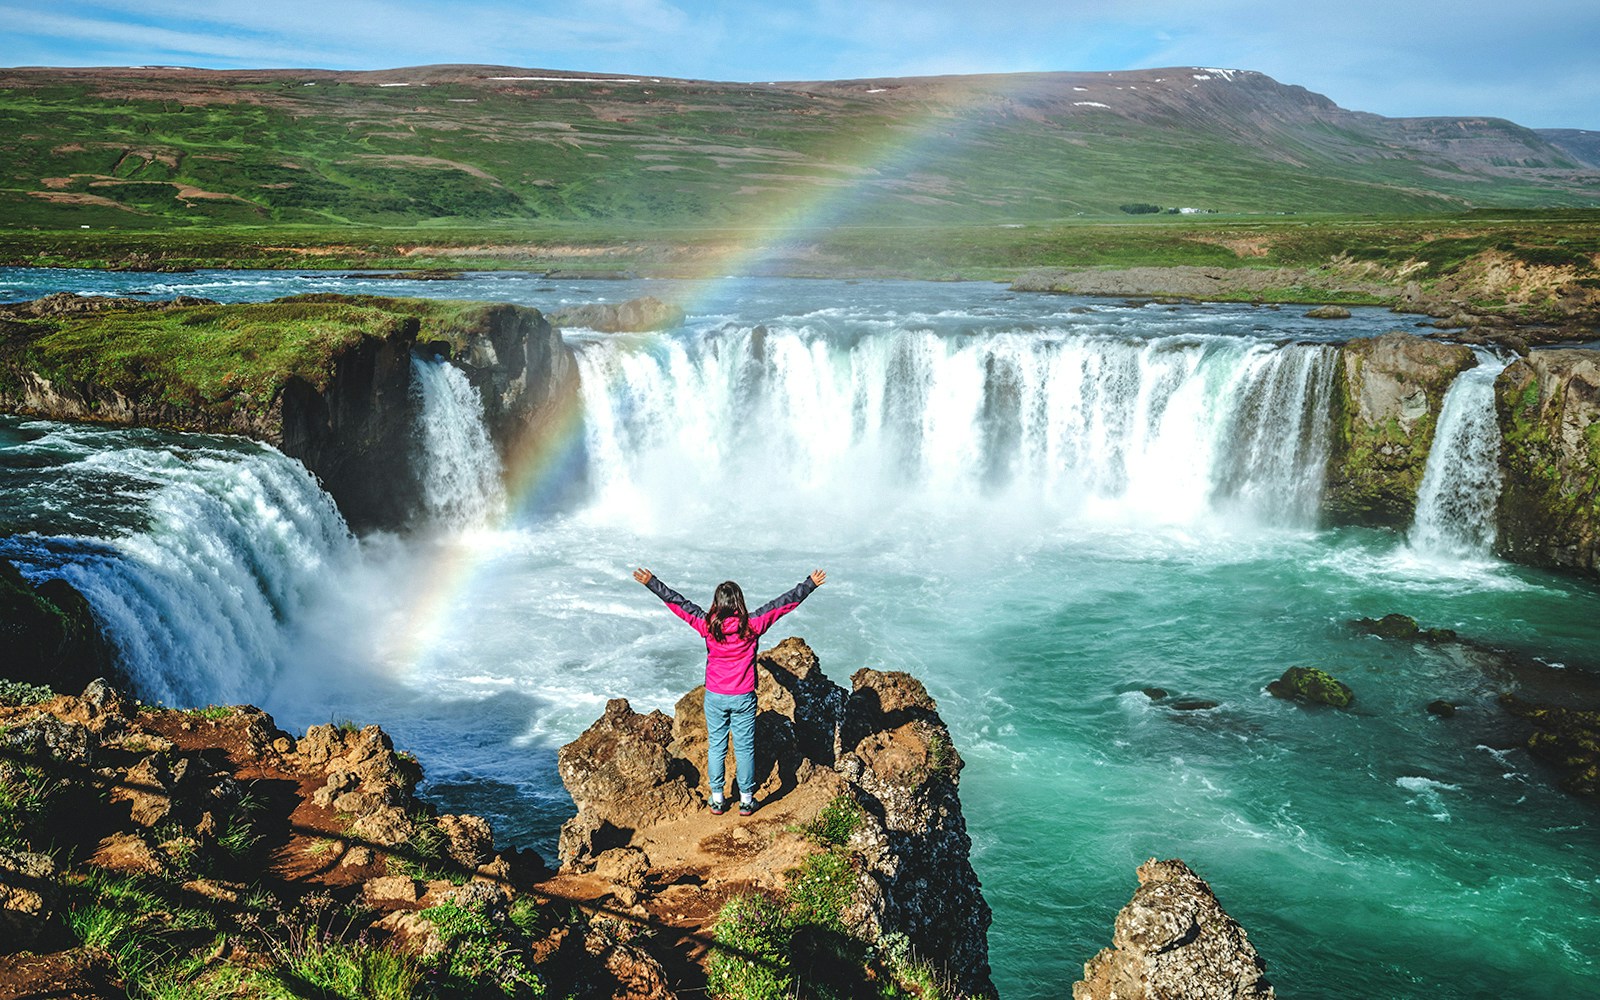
[633,567,653,585]
[810,568,826,586]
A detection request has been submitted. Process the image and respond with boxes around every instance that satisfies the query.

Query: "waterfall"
[570,326,1338,528]
[0,426,352,706]
[411,356,505,527]
[1409,351,1508,557]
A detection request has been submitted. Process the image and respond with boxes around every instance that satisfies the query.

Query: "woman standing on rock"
[633,567,825,816]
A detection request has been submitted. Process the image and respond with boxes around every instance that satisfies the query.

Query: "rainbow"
[392,76,1019,671]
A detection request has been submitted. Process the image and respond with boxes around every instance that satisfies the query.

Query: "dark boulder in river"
[1267,666,1354,709]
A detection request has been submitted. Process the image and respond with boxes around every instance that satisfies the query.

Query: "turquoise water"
[3,271,1597,997]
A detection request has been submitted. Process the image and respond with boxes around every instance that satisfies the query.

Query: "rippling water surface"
[3,270,1597,998]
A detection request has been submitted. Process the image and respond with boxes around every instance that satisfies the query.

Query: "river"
[2,269,1596,998]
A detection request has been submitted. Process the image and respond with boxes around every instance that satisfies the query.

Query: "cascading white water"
[1,431,352,705]
[570,326,1338,529]
[411,356,505,527]
[1409,350,1509,557]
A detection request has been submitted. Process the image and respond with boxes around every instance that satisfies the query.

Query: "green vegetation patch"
[0,295,511,422]
[1268,666,1355,709]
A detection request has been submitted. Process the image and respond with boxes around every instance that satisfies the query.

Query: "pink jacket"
[645,576,818,695]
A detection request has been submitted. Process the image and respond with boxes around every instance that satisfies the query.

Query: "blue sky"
[2,0,1595,129]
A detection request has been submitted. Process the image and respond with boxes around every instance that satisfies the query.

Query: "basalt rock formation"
[1324,332,1476,526]
[553,636,995,998]
[1494,349,1600,573]
[1074,858,1275,1000]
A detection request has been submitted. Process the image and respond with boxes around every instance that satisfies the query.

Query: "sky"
[2,0,1596,130]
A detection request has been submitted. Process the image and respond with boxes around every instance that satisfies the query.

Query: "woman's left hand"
[633,567,653,585]
[810,568,826,586]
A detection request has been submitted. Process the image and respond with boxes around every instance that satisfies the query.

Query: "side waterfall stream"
[1,271,1596,998]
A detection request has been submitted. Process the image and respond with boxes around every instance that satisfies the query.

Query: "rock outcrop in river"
[1074,858,1275,1000]
[1324,332,1476,526]
[1494,349,1600,573]
[552,636,995,998]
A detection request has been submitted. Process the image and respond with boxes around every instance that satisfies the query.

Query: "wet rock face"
[1074,858,1275,1000]
[0,558,117,693]
[1325,332,1476,526]
[1494,349,1600,574]
[551,296,686,333]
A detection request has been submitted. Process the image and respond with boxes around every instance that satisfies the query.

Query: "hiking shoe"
[738,799,756,817]
[709,799,727,815]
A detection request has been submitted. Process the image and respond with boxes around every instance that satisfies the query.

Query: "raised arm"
[635,567,710,634]
[750,569,825,633]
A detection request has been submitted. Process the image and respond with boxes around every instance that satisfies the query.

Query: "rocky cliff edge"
[0,637,994,999]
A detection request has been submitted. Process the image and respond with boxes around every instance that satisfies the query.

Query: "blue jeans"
[704,690,757,798]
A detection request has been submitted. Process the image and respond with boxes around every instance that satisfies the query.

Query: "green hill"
[2,64,1597,231]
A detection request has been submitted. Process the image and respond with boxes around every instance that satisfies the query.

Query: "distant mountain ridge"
[1,63,1596,228]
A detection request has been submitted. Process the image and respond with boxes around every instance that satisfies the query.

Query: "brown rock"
[348,805,412,847]
[1074,858,1274,1000]
[552,296,685,333]
[363,874,422,905]
[592,847,651,891]
[597,942,678,1000]
[89,832,164,875]
[0,849,59,951]
[114,755,172,827]
[296,724,341,766]
[1304,305,1351,319]
[372,910,445,957]
[438,813,495,870]
[556,699,696,867]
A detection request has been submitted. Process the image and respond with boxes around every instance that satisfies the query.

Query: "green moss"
[0,295,515,425]
[1268,666,1355,709]
[0,678,54,706]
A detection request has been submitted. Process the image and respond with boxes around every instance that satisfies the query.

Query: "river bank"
[4,213,1599,337]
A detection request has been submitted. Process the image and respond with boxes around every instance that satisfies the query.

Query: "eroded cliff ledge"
[1324,332,1475,527]
[0,293,577,531]
[1495,350,1600,572]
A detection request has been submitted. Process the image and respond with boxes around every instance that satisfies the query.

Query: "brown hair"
[707,580,754,641]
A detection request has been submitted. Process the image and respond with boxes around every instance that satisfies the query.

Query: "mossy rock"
[1352,613,1458,643]
[1500,693,1600,795]
[1267,666,1355,709]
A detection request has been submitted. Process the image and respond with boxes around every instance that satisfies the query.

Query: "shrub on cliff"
[707,892,795,1000]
